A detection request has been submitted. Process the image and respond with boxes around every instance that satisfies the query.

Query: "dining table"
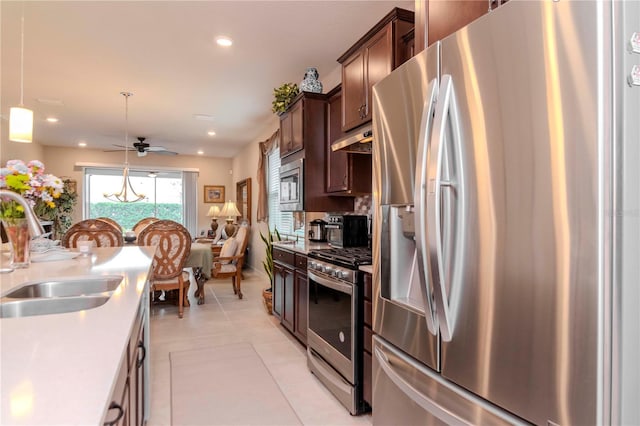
[184,242,213,303]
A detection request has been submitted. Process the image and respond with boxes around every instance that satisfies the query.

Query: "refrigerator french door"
[372,1,640,425]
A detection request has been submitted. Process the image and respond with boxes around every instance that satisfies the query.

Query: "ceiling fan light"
[9,106,33,143]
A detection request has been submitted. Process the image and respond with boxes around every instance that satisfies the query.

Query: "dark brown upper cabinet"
[279,91,355,212]
[326,85,371,195]
[414,0,496,53]
[337,8,414,133]
[279,99,304,159]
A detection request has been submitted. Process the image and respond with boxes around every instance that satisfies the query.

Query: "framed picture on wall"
[204,185,225,203]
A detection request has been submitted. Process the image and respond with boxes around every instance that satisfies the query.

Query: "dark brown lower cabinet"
[104,300,147,426]
[273,247,308,346]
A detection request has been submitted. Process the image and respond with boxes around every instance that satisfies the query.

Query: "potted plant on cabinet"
[272,83,299,115]
[260,228,281,314]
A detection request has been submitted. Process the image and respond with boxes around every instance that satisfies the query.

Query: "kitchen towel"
[169,342,302,425]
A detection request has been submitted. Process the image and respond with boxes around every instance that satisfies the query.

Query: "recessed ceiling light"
[78,142,87,147]
[197,150,204,155]
[46,117,59,123]
[207,131,216,136]
[215,36,233,47]
[193,114,214,121]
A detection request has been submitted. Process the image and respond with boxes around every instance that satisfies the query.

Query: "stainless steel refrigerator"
[371,1,640,424]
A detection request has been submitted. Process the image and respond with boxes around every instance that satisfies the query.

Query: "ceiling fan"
[105,137,178,157]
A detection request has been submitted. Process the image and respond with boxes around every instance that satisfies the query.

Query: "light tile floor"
[148,270,372,426]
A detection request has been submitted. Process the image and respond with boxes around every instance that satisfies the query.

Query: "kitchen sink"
[2,275,124,299]
[0,296,111,318]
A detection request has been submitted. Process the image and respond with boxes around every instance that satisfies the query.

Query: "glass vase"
[2,218,30,268]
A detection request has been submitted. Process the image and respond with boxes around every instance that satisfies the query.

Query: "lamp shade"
[219,200,241,220]
[207,205,221,217]
[9,106,33,143]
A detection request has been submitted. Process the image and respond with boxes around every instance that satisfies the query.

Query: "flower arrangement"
[0,160,64,219]
[272,83,299,114]
[34,178,78,239]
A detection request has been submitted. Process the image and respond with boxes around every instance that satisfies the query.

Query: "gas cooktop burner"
[308,247,372,269]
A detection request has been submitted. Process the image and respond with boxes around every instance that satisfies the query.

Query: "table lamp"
[219,200,241,237]
[207,205,221,234]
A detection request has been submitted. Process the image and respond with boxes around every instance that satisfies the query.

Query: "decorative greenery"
[35,179,78,240]
[0,160,64,220]
[271,83,299,114]
[260,228,281,290]
[90,202,181,231]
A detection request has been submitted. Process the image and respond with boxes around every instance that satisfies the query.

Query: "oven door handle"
[324,224,341,229]
[308,271,353,295]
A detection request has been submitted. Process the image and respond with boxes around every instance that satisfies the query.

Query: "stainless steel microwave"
[279,158,304,211]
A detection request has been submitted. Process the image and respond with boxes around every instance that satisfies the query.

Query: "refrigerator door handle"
[414,78,439,335]
[374,345,467,425]
[427,74,462,342]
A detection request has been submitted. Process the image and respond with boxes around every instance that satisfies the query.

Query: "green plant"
[34,178,78,239]
[271,83,299,114]
[260,228,281,290]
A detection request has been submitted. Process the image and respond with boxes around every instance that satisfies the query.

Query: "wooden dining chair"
[63,219,124,248]
[210,223,249,300]
[137,220,192,318]
[96,217,123,233]
[132,217,159,236]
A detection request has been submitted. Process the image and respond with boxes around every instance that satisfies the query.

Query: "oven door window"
[308,274,353,360]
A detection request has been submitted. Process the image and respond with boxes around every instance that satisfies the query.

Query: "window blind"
[183,171,198,237]
[267,148,304,237]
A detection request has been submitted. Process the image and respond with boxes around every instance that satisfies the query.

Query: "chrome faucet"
[0,190,46,237]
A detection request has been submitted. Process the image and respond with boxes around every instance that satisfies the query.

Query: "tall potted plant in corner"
[260,228,281,314]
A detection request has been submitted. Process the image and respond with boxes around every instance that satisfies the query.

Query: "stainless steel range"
[306,247,371,415]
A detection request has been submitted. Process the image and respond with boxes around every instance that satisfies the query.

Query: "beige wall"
[231,114,279,276]
[1,138,45,165]
[43,146,233,233]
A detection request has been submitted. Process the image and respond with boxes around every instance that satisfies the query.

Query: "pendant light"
[103,92,146,203]
[9,4,33,143]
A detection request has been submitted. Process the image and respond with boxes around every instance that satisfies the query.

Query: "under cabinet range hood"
[331,124,372,154]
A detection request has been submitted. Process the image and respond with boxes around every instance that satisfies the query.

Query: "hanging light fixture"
[103,92,145,203]
[9,3,33,143]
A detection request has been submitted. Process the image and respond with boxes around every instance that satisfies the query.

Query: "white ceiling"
[1,1,414,158]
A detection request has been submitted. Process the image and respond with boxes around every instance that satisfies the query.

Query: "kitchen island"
[0,246,155,425]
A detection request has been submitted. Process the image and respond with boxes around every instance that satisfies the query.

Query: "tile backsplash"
[354,195,372,216]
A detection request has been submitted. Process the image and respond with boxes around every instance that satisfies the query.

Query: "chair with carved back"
[96,217,123,233]
[62,219,124,248]
[132,217,160,236]
[210,223,249,300]
[137,220,192,318]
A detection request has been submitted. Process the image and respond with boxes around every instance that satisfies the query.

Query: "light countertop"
[359,265,373,274]
[272,240,331,255]
[0,246,155,426]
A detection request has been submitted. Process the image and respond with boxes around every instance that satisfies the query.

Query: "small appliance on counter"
[325,215,368,248]
[308,219,327,242]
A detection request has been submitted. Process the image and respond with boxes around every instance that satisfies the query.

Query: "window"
[267,148,304,237]
[84,168,184,231]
